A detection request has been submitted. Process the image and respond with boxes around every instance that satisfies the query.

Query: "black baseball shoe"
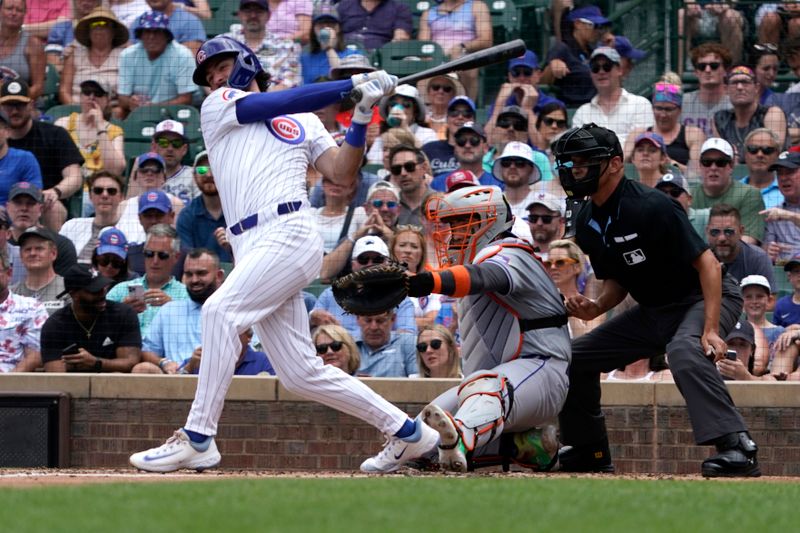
[556,437,615,473]
[701,432,761,478]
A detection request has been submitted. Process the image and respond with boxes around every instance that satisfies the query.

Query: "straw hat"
[417,72,465,104]
[74,7,129,49]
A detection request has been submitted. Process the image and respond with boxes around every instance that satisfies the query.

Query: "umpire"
[552,124,760,477]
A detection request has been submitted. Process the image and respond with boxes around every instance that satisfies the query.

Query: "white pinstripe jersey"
[200,87,336,225]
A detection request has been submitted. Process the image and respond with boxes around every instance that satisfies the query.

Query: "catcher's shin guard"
[453,372,513,453]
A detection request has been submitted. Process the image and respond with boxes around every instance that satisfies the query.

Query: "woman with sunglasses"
[748,43,780,106]
[532,101,569,159]
[414,325,461,378]
[545,239,604,338]
[390,225,440,329]
[418,73,465,140]
[312,324,361,375]
[91,227,135,287]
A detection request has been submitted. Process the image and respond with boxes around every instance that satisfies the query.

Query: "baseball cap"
[655,170,690,194]
[154,119,187,141]
[366,180,400,201]
[57,263,113,298]
[567,6,611,26]
[445,170,480,192]
[0,79,31,104]
[492,141,540,183]
[134,11,173,41]
[725,320,755,346]
[79,79,111,96]
[194,150,209,167]
[769,150,800,171]
[380,84,426,124]
[312,1,338,23]
[352,236,389,260]
[634,132,666,153]
[137,151,166,169]
[8,181,43,203]
[590,47,621,65]
[497,105,528,124]
[614,36,646,61]
[454,121,486,140]
[138,190,172,214]
[740,274,771,294]
[17,226,56,248]
[447,95,476,113]
[239,0,268,10]
[508,50,539,71]
[526,191,564,216]
[784,254,800,271]
[700,138,734,159]
[96,227,128,259]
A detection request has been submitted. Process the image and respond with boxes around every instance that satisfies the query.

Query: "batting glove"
[351,78,387,125]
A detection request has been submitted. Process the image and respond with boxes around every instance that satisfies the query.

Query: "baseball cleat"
[129,429,221,473]
[360,419,439,474]
[423,404,468,473]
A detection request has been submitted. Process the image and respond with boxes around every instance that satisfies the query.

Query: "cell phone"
[62,343,79,356]
[726,350,738,361]
[128,284,144,299]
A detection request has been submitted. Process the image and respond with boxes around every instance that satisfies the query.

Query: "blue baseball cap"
[509,50,539,71]
[312,1,339,23]
[137,151,165,169]
[614,36,646,61]
[567,6,611,26]
[447,95,476,112]
[134,11,173,41]
[96,227,128,259]
[138,189,172,214]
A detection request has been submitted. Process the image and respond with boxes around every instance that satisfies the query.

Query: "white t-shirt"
[572,89,654,147]
[312,206,367,253]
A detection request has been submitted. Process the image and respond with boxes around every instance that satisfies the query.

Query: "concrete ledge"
[90,374,279,401]
[277,377,458,403]
[0,373,91,397]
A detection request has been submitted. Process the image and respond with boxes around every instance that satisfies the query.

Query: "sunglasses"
[500,158,530,169]
[510,67,534,77]
[96,255,125,269]
[315,341,343,354]
[654,82,681,94]
[754,43,778,53]
[195,165,211,175]
[144,249,171,260]
[542,117,567,128]
[746,145,777,155]
[659,187,684,198]
[371,199,397,209]
[700,158,732,168]
[138,166,162,175]
[447,108,474,118]
[416,339,443,352]
[91,186,118,196]
[90,20,110,29]
[81,87,106,98]
[356,254,385,266]
[696,61,722,71]
[528,214,555,224]
[389,99,413,109]
[390,161,418,175]
[496,118,527,131]
[542,258,578,269]
[430,83,453,93]
[455,136,481,147]
[708,228,736,238]
[156,138,186,149]
[590,62,614,73]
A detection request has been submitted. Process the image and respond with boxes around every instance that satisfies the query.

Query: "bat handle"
[345,87,363,108]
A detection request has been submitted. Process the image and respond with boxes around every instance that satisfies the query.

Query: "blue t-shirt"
[118,42,198,102]
[0,148,43,204]
[176,195,233,263]
[356,332,417,377]
[300,50,349,85]
[45,20,74,55]
[741,176,784,211]
[773,295,800,327]
[423,140,458,181]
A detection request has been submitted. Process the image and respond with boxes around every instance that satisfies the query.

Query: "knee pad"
[454,372,513,452]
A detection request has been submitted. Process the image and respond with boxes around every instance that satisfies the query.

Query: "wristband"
[344,122,367,147]
[53,186,63,199]
[94,357,102,372]
[158,358,168,370]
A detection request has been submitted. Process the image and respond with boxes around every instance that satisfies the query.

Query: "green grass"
[1,476,798,533]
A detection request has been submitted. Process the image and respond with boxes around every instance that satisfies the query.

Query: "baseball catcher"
[359,185,572,472]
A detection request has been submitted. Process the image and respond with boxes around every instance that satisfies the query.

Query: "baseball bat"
[348,39,528,104]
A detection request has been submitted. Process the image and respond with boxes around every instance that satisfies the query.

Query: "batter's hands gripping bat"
[348,39,528,104]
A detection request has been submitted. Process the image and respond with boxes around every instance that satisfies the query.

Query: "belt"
[518,314,568,331]
[229,201,303,236]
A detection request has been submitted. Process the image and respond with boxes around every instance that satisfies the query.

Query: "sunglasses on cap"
[654,82,680,94]
[447,108,474,118]
[195,165,211,175]
[590,62,614,73]
[390,161,418,175]
[91,186,118,196]
[371,199,397,209]
[430,83,453,93]
[81,86,106,98]
[496,118,527,131]
[315,341,343,354]
[745,145,777,155]
[754,43,778,53]
[96,255,125,269]
[500,158,530,169]
[156,138,186,149]
[528,214,556,224]
[416,339,443,352]
[542,258,578,268]
[658,186,684,198]
[510,67,534,77]
[700,158,732,168]
[696,61,721,71]
[708,228,736,238]
[542,117,567,128]
[356,254,385,266]
[455,136,481,147]
[144,249,172,260]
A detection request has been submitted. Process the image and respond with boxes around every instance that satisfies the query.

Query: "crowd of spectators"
[3,0,800,384]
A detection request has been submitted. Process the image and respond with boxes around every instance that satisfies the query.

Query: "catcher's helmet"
[193,36,266,90]
[552,123,622,198]
[428,186,513,267]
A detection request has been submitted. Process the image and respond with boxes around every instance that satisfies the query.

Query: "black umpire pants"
[559,277,747,447]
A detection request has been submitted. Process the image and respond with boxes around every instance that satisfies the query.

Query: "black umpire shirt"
[575,178,713,307]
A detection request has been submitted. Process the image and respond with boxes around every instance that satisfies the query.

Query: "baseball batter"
[130,36,437,473]
[362,185,572,472]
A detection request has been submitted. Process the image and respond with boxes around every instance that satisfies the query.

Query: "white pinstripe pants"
[184,213,410,436]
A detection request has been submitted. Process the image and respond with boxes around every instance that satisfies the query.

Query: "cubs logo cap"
[138,189,172,214]
[96,227,129,259]
[9,181,43,203]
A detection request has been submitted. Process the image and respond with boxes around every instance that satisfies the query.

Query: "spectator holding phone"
[716,320,774,381]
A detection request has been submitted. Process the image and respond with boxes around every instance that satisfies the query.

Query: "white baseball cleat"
[360,419,439,473]
[130,429,221,473]
[422,403,468,473]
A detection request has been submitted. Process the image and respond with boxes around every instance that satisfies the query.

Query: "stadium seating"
[41,104,80,123]
[204,0,238,38]
[374,40,445,78]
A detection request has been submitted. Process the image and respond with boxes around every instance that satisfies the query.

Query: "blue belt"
[229,201,303,236]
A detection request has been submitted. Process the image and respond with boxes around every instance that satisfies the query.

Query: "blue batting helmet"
[193,36,264,90]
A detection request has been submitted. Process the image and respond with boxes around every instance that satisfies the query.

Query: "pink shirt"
[0,292,48,373]
[267,0,312,39]
[24,0,70,25]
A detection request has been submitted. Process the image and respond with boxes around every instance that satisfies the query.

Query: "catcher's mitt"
[332,261,409,315]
